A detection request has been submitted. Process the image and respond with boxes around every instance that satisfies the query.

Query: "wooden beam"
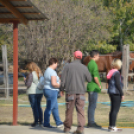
[22,12,40,15]
[0,6,6,8]
[0,0,28,25]
[0,18,20,23]
[128,73,134,77]
[0,12,40,15]
[9,0,27,1]
[0,6,33,8]
[0,18,47,23]
[16,6,33,8]
[27,18,46,20]
[130,58,134,61]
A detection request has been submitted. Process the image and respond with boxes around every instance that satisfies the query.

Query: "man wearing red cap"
[60,51,92,134]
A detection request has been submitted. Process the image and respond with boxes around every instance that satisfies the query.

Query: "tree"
[103,0,134,50]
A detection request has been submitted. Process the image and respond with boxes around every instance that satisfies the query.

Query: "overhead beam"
[128,73,134,77]
[9,0,27,1]
[0,18,20,23]
[0,6,33,8]
[0,0,28,25]
[16,6,33,8]
[0,18,47,23]
[0,12,40,15]
[130,58,134,61]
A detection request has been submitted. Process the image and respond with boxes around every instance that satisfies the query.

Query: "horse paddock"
[0,81,134,127]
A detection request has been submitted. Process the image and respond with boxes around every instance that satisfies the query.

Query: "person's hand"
[24,77,26,82]
[60,91,64,97]
[121,96,125,101]
[99,85,101,89]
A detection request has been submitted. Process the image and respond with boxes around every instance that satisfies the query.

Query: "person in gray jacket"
[60,51,92,134]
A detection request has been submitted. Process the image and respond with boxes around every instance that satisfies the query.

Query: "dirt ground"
[0,81,134,127]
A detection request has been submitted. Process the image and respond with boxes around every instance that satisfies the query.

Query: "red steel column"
[13,22,19,125]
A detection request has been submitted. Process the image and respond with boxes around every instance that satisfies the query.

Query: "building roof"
[0,0,48,25]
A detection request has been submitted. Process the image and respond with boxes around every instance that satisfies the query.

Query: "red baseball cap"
[74,51,82,59]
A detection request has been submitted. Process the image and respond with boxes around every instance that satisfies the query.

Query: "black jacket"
[108,71,124,96]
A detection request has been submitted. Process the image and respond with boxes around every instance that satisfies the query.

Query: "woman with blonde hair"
[24,62,43,127]
[107,59,124,132]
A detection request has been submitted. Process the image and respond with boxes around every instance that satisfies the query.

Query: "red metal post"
[13,22,18,125]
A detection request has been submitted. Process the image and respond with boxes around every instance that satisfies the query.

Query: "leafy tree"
[103,0,134,51]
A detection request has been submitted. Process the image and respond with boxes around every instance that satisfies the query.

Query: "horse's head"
[129,53,134,71]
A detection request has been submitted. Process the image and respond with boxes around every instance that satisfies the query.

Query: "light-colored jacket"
[26,71,43,94]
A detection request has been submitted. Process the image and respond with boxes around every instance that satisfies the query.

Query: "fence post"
[126,45,130,89]
[2,45,9,98]
[121,45,129,91]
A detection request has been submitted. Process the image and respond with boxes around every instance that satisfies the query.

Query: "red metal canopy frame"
[0,0,48,126]
[13,21,19,126]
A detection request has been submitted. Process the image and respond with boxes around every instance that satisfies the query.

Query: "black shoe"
[87,123,102,129]
[72,130,83,134]
[39,122,43,127]
[31,122,39,127]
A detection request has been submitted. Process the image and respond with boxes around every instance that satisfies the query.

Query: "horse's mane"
[111,51,122,56]
[100,51,122,57]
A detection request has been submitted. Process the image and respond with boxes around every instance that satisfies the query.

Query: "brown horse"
[82,51,122,74]
[129,52,134,71]
[129,52,134,82]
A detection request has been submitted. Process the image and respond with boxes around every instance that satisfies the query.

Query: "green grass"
[18,77,24,81]
[0,91,134,127]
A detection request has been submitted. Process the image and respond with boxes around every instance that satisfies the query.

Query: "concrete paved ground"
[0,125,134,134]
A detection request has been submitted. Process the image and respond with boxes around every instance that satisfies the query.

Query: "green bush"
[82,43,117,54]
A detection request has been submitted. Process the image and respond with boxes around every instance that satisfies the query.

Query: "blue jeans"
[28,94,43,123]
[43,89,63,126]
[88,92,98,124]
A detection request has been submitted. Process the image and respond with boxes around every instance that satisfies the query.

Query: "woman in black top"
[107,59,124,132]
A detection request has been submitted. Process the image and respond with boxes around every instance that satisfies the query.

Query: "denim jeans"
[28,94,43,123]
[43,89,63,126]
[88,92,98,124]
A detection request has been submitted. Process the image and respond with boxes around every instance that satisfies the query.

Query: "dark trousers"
[109,94,121,127]
[28,94,43,123]
[64,94,85,132]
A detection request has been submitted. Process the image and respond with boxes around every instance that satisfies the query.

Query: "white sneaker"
[57,124,64,128]
[108,126,122,132]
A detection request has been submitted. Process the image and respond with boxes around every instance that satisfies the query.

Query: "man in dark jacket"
[60,51,92,134]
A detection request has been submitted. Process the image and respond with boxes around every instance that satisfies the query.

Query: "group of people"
[24,50,124,134]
